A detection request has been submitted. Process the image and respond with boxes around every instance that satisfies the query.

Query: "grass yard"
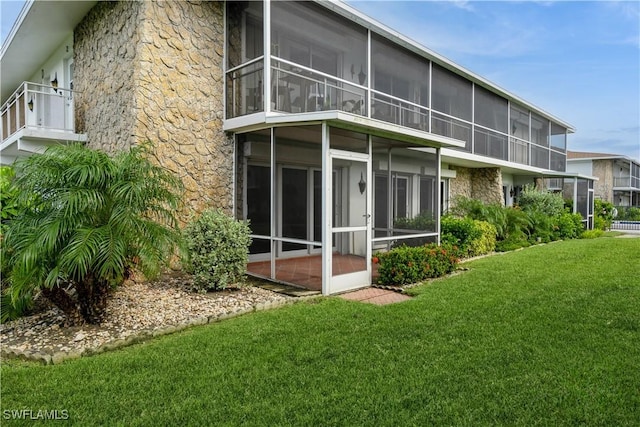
[1,237,639,426]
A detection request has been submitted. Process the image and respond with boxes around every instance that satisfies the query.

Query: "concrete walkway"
[339,288,411,305]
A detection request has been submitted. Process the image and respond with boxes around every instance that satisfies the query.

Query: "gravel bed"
[0,273,293,364]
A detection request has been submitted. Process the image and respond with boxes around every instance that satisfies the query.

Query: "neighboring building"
[567,151,640,209]
[0,0,594,294]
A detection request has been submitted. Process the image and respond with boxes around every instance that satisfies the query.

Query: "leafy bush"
[0,166,20,235]
[553,212,584,240]
[527,210,554,243]
[469,220,497,256]
[440,215,481,257]
[3,143,183,325]
[618,207,640,221]
[184,209,251,291]
[495,237,531,252]
[594,199,614,230]
[581,229,604,239]
[451,196,530,242]
[393,211,435,231]
[375,243,459,286]
[518,184,565,217]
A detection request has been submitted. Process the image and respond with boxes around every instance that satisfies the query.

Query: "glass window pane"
[227,1,263,69]
[531,144,549,169]
[474,128,508,161]
[550,150,565,172]
[531,112,549,147]
[236,130,271,254]
[431,112,472,151]
[510,104,529,141]
[474,86,508,133]
[226,61,264,118]
[271,1,367,83]
[550,122,566,152]
[431,64,472,121]
[372,34,429,107]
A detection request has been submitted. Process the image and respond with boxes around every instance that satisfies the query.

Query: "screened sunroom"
[233,121,458,295]
[223,0,577,293]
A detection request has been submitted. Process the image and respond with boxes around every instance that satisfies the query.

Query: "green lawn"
[2,238,639,426]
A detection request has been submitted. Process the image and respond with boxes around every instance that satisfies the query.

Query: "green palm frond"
[3,142,185,324]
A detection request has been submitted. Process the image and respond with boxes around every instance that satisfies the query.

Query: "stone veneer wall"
[74,0,230,220]
[592,159,614,203]
[449,166,504,207]
[74,1,141,152]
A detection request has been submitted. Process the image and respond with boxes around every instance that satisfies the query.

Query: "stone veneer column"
[74,1,141,152]
[75,1,230,221]
[593,159,614,203]
[449,166,504,207]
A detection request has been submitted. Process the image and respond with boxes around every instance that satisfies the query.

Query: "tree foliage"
[3,143,184,325]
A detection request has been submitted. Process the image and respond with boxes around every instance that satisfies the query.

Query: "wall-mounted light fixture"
[28,96,34,112]
[51,72,58,93]
[358,172,366,194]
[358,65,366,86]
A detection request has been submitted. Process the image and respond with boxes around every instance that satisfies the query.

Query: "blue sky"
[2,0,639,160]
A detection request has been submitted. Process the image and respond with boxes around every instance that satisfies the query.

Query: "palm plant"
[3,143,184,325]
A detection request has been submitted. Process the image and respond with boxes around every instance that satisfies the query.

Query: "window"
[431,64,472,121]
[531,113,549,147]
[474,86,508,133]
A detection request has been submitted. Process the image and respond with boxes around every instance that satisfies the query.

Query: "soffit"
[1,1,97,101]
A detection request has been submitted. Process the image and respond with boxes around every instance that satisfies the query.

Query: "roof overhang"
[224,111,467,150]
[323,0,576,133]
[1,0,98,101]
[441,147,597,180]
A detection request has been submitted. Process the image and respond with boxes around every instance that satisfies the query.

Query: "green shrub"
[184,209,251,291]
[375,243,459,286]
[469,220,497,256]
[393,211,435,231]
[4,143,184,325]
[581,229,604,239]
[440,215,481,257]
[594,199,614,230]
[618,207,640,221]
[527,210,555,243]
[0,166,19,235]
[554,212,584,240]
[518,184,565,217]
[495,237,531,252]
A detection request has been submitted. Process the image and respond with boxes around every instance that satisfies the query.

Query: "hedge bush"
[469,220,497,256]
[440,215,481,257]
[553,212,584,240]
[375,244,459,286]
[184,209,251,291]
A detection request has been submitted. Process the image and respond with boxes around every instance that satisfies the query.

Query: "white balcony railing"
[1,82,76,143]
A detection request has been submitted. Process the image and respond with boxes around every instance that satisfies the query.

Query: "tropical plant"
[3,143,184,325]
[517,184,565,217]
[594,199,614,230]
[440,215,482,257]
[183,209,251,291]
[0,166,20,235]
[375,243,459,286]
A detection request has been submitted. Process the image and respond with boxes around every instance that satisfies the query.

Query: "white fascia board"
[0,0,33,58]
[567,155,640,165]
[225,110,466,150]
[321,0,575,132]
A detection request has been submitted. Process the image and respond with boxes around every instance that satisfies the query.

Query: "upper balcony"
[0,82,87,165]
[224,1,572,174]
[613,176,640,190]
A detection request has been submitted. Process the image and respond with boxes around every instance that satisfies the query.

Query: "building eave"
[0,0,98,102]
[224,111,467,150]
[321,0,576,133]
